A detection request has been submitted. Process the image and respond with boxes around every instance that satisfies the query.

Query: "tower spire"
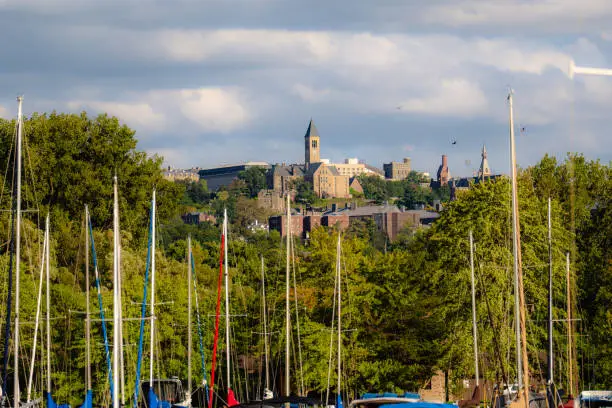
[304,119,320,170]
[478,144,491,180]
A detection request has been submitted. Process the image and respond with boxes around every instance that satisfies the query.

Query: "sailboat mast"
[149,190,156,385]
[508,92,523,390]
[261,256,270,393]
[13,96,23,407]
[223,209,231,392]
[336,234,342,403]
[509,92,530,407]
[188,236,193,406]
[285,194,291,397]
[86,206,92,391]
[547,198,553,384]
[566,253,573,396]
[45,216,51,394]
[26,217,47,402]
[469,231,479,386]
[113,175,120,408]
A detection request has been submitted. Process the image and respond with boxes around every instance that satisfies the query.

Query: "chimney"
[331,203,337,212]
[442,155,448,167]
[403,158,410,164]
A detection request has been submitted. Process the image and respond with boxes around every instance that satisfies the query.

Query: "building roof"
[304,119,319,139]
[364,163,384,176]
[306,161,339,176]
[325,203,400,216]
[272,164,305,177]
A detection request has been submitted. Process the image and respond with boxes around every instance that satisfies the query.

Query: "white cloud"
[398,79,488,117]
[176,88,250,133]
[291,84,332,103]
[66,100,166,130]
[422,0,612,29]
[66,87,251,135]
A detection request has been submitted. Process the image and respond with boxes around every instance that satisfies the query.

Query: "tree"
[358,174,388,203]
[238,166,267,198]
[293,179,317,205]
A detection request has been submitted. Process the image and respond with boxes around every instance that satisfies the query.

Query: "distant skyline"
[1,0,611,177]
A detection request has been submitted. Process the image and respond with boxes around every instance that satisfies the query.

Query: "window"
[312,140,317,148]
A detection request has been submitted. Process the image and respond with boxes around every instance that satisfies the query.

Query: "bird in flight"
[451,138,457,145]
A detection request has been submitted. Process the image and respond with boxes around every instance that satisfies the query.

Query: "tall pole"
[469,231,480,386]
[27,218,47,402]
[45,216,51,395]
[285,193,291,398]
[508,92,522,390]
[566,253,573,397]
[113,176,120,408]
[224,209,231,393]
[547,198,553,385]
[336,234,342,404]
[86,206,92,391]
[118,206,125,406]
[509,92,530,408]
[149,190,156,385]
[14,96,23,407]
[187,236,192,406]
[261,256,270,394]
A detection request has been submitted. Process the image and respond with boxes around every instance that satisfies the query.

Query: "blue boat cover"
[382,393,398,398]
[379,403,456,408]
[147,388,171,408]
[361,394,380,400]
[47,391,69,408]
[337,395,344,408]
[402,393,420,400]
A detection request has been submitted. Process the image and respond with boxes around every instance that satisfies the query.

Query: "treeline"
[357,173,450,208]
[0,113,609,407]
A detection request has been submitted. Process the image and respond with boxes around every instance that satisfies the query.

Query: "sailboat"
[209,209,239,408]
[136,191,191,408]
[0,97,44,408]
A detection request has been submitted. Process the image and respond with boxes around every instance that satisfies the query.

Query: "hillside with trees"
[0,112,609,406]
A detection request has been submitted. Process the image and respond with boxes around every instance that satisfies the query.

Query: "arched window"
[312,140,317,148]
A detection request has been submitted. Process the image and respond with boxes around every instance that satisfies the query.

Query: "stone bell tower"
[304,119,320,171]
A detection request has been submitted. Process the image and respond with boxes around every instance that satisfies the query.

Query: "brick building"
[383,158,412,180]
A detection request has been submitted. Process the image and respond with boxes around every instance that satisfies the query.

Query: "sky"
[1,0,611,177]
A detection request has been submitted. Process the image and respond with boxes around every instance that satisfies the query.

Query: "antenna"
[569,59,612,78]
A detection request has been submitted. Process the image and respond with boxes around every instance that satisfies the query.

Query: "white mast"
[187,236,192,407]
[119,230,125,406]
[261,256,270,395]
[27,217,48,401]
[45,216,51,395]
[547,198,553,386]
[149,190,157,386]
[223,209,231,393]
[508,92,522,390]
[469,231,479,386]
[85,206,92,391]
[336,234,342,405]
[508,92,530,408]
[284,194,290,398]
[113,175,120,408]
[14,96,23,408]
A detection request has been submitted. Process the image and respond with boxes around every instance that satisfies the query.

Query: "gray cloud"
[0,0,611,178]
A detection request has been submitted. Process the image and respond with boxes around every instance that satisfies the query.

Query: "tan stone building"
[383,158,412,180]
[305,162,350,199]
[332,158,384,178]
[266,119,353,199]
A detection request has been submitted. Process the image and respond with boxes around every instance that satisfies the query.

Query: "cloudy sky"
[1,0,611,177]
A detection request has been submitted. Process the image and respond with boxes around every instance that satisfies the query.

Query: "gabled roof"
[304,119,319,138]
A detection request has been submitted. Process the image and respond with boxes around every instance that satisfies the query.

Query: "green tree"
[238,166,268,198]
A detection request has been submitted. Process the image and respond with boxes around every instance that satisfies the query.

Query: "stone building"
[305,162,350,199]
[163,167,201,182]
[383,158,412,180]
[478,145,491,180]
[332,158,384,179]
[266,119,353,199]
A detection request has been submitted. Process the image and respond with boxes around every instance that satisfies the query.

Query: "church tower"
[304,119,320,170]
[478,144,491,180]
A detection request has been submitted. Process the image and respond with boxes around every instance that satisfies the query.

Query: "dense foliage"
[0,112,609,408]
